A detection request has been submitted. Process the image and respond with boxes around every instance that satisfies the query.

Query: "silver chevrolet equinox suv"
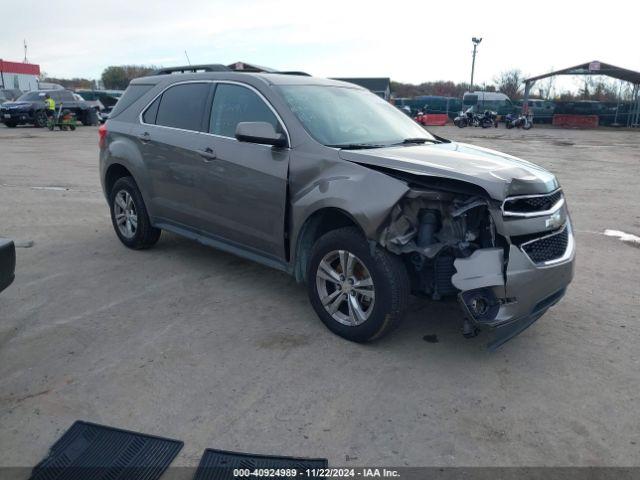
[99,64,575,349]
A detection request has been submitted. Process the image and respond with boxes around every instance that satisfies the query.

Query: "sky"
[1,0,639,91]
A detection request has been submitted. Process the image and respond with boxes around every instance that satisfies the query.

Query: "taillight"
[98,124,107,149]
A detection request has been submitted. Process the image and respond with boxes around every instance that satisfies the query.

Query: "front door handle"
[199,147,217,161]
[138,131,151,144]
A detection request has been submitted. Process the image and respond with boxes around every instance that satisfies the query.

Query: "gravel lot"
[0,124,638,468]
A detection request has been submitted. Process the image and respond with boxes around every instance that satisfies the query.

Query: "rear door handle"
[199,147,217,161]
[138,131,151,144]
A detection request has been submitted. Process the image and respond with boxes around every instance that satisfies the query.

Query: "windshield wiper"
[394,138,439,145]
[327,143,387,150]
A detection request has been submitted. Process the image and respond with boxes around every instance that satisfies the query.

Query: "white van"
[463,91,515,116]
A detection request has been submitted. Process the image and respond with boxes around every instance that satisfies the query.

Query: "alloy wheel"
[113,190,138,239]
[315,249,375,326]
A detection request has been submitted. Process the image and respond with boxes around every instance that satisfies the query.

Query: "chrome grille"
[521,226,569,264]
[503,190,563,216]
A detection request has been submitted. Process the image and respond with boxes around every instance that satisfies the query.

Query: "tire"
[34,110,48,128]
[4,121,17,128]
[109,177,161,249]
[307,227,410,342]
[523,122,532,130]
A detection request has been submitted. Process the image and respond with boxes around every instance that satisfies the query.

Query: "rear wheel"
[4,121,17,128]
[307,227,410,342]
[109,177,161,249]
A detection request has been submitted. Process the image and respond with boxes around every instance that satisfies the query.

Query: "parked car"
[100,68,575,348]
[75,89,122,124]
[0,238,16,293]
[0,89,97,127]
[0,88,22,104]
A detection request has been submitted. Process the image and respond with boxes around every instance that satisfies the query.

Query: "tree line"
[392,69,628,102]
[41,66,629,102]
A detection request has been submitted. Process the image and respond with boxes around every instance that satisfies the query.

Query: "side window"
[142,96,161,124]
[155,83,210,131]
[209,83,279,138]
[50,91,62,102]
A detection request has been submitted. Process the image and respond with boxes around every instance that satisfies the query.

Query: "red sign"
[0,59,41,75]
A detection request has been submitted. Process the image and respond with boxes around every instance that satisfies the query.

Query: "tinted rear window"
[109,84,154,118]
[156,83,209,131]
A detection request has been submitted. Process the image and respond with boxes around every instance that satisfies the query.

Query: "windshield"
[17,92,45,102]
[277,85,434,147]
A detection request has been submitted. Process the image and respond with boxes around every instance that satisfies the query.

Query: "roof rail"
[152,64,231,75]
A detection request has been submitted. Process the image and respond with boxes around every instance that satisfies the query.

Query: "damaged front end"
[378,185,575,349]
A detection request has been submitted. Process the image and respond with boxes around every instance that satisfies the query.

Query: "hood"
[0,101,38,109]
[339,141,558,200]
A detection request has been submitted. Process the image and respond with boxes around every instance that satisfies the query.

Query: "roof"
[134,71,360,88]
[332,77,390,92]
[0,59,40,75]
[524,60,640,85]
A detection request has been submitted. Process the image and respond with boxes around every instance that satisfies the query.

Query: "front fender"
[289,159,409,264]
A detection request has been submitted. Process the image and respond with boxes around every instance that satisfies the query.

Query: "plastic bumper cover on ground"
[0,238,16,293]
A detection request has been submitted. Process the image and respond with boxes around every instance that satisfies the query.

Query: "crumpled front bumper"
[453,220,576,349]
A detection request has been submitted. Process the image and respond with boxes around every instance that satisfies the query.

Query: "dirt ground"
[0,124,638,468]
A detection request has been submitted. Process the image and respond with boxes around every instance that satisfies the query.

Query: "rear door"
[135,82,215,228]
[198,82,290,260]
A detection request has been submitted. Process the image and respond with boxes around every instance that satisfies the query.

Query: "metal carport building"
[522,61,640,127]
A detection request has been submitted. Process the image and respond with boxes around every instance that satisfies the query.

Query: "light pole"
[470,37,482,91]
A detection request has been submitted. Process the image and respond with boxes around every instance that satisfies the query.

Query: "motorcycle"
[480,110,498,128]
[505,112,533,130]
[454,108,478,128]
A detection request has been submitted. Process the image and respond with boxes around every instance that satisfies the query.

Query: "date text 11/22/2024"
[232,468,400,477]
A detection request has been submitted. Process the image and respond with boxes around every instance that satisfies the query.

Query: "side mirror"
[235,121,287,148]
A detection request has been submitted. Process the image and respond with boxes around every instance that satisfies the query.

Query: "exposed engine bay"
[378,188,501,300]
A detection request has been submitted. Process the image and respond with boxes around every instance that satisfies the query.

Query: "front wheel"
[109,177,161,249]
[34,110,48,128]
[523,121,533,130]
[307,227,410,342]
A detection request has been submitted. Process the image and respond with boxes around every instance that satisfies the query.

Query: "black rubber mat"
[193,449,328,480]
[30,420,183,480]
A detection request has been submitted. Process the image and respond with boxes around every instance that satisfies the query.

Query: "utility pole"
[23,39,28,63]
[470,37,482,91]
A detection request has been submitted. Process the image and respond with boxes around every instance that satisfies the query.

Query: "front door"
[198,82,290,260]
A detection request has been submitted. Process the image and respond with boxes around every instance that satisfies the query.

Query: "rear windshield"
[108,84,154,118]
